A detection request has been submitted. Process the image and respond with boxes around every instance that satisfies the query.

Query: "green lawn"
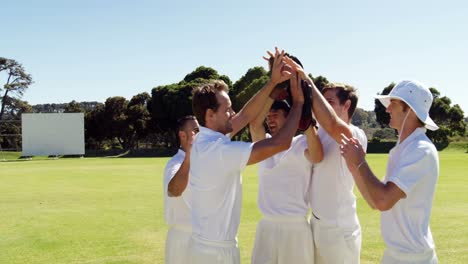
[1,151,467,263]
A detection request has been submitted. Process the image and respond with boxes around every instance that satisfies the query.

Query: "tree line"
[1,57,466,151]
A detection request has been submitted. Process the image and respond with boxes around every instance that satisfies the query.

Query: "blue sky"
[2,0,468,112]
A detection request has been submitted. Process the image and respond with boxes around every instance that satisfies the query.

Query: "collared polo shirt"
[257,134,312,216]
[189,126,253,242]
[382,127,439,254]
[309,125,368,228]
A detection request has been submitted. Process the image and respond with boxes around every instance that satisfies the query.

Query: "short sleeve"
[292,135,308,158]
[386,148,432,196]
[219,140,254,171]
[352,127,368,152]
[163,160,182,192]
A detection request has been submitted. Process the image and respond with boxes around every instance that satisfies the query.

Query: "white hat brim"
[374,95,439,131]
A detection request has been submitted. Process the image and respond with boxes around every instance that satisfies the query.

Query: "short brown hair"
[192,80,229,126]
[322,82,358,119]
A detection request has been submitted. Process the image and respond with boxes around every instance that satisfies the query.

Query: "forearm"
[237,81,276,125]
[306,77,352,141]
[351,161,387,209]
[167,158,190,197]
[249,97,273,142]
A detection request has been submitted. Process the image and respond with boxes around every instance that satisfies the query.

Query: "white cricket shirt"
[382,127,439,254]
[309,125,367,228]
[189,126,253,242]
[163,149,192,227]
[258,135,312,216]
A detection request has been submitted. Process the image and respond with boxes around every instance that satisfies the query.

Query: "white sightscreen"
[22,113,85,156]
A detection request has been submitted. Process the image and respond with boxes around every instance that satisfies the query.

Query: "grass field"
[1,150,467,263]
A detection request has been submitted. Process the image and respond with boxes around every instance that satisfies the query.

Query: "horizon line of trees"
[1,57,466,151]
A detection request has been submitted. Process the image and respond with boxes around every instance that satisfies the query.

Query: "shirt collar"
[199,126,230,140]
[397,127,426,148]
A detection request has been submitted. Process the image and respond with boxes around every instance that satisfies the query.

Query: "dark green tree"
[150,83,194,135]
[124,92,151,149]
[374,83,395,128]
[231,67,268,111]
[311,75,330,92]
[150,66,229,147]
[0,98,32,150]
[426,89,466,144]
[183,66,220,82]
[64,100,84,113]
[103,96,129,148]
[351,108,369,127]
[372,128,397,141]
[85,103,106,149]
[0,58,33,122]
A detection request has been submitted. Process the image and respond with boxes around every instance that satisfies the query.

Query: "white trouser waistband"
[385,248,436,262]
[191,234,237,248]
[311,212,359,228]
[169,224,191,233]
[262,215,308,223]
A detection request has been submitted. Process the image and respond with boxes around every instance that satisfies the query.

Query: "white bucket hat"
[374,80,439,131]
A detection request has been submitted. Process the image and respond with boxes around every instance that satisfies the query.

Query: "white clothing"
[189,126,253,264]
[381,127,439,261]
[309,125,367,263]
[252,134,314,263]
[257,134,312,216]
[163,149,193,264]
[251,216,314,264]
[311,215,361,264]
[165,226,192,264]
[189,235,240,264]
[382,248,438,264]
[310,125,367,228]
[163,149,192,227]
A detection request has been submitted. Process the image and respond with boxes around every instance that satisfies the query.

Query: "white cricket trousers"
[165,225,192,264]
[251,215,315,264]
[311,215,361,264]
[188,234,240,264]
[381,248,438,264]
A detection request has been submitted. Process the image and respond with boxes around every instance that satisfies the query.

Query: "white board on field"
[22,113,85,156]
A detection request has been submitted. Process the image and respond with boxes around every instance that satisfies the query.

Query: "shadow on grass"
[85,148,176,158]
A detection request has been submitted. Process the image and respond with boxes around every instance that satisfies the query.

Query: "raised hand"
[186,132,198,155]
[340,133,366,171]
[264,47,292,85]
[283,56,307,80]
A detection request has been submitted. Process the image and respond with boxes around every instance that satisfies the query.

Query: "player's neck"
[397,120,420,144]
[179,142,188,153]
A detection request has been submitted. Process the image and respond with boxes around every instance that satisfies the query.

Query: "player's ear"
[206,108,215,124]
[178,130,186,141]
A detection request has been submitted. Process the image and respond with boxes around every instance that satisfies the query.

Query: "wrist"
[269,86,280,99]
[305,125,316,133]
[268,78,280,87]
[356,160,367,170]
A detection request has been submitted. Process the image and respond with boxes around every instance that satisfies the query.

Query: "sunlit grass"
[0,149,467,263]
